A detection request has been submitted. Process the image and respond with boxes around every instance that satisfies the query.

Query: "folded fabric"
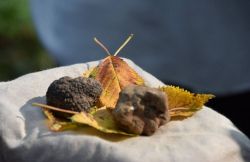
[0,59,249,162]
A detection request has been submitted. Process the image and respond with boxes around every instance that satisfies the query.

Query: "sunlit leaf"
[159,86,214,119]
[43,109,77,131]
[71,107,134,136]
[89,56,144,108]
[83,66,98,78]
[33,103,134,135]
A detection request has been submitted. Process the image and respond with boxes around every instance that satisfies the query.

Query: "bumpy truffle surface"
[112,85,169,136]
[46,76,102,112]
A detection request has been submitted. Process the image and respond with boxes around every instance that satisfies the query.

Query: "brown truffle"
[112,85,170,136]
[46,76,102,112]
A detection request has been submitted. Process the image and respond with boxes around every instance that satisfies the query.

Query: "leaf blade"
[43,109,77,131]
[71,107,134,136]
[159,86,214,119]
[94,56,144,108]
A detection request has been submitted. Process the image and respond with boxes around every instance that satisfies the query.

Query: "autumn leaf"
[71,107,134,135]
[83,66,98,78]
[43,109,77,131]
[86,35,144,108]
[95,56,144,108]
[33,103,93,132]
[159,86,214,119]
[33,103,133,135]
[31,103,78,131]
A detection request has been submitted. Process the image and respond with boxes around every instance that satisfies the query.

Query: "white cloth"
[0,59,249,162]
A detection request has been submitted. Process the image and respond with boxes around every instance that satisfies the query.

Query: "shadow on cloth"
[229,130,250,161]
[20,97,132,142]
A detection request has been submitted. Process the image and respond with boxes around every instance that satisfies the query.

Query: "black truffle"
[112,85,170,136]
[46,76,102,112]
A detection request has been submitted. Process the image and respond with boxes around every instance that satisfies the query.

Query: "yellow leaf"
[159,86,214,119]
[83,66,98,78]
[33,103,133,135]
[90,56,144,108]
[33,103,79,131]
[43,109,77,131]
[71,107,134,136]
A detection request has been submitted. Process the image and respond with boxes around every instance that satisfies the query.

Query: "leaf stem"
[94,37,111,55]
[32,102,78,114]
[169,107,188,112]
[114,34,134,56]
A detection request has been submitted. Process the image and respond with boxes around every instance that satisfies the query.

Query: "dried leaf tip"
[94,37,111,55]
[114,34,134,56]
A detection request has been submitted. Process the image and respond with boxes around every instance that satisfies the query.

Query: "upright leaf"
[85,34,144,108]
[91,56,144,108]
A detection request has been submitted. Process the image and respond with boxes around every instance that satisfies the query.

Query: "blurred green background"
[0,0,56,81]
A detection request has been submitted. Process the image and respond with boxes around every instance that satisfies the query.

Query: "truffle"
[112,85,170,136]
[46,76,102,112]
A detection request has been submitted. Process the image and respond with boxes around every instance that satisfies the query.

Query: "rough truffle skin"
[112,85,170,136]
[46,76,102,112]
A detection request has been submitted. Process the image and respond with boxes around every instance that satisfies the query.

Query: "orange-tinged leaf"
[92,56,144,108]
[159,86,214,120]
